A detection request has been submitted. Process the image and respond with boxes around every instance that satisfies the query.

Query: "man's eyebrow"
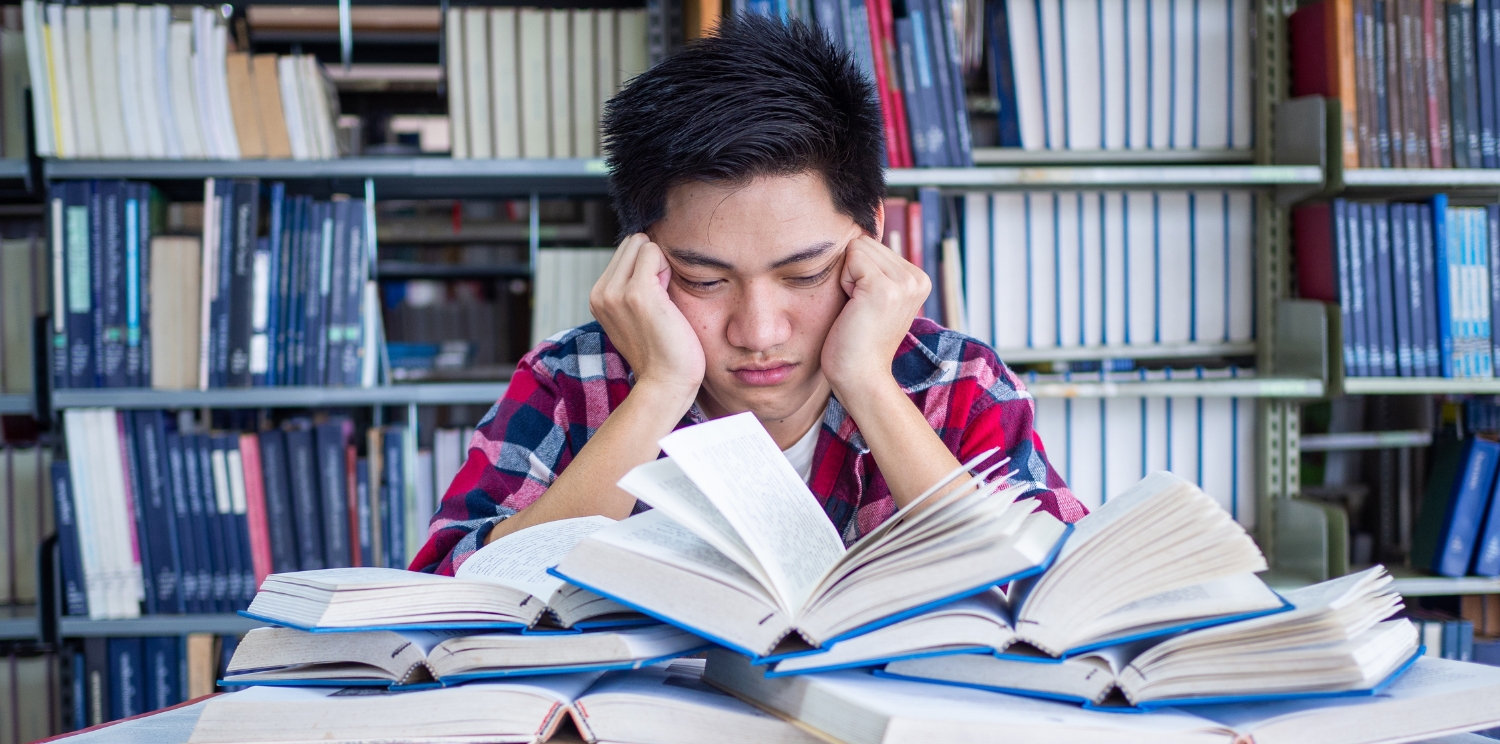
[663,247,735,270]
[769,240,838,270]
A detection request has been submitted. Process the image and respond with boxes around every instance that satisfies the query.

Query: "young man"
[412,16,1082,576]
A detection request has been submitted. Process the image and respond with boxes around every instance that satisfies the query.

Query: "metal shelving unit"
[51,383,510,410]
[0,606,37,642]
[58,614,265,638]
[0,158,29,181]
[998,341,1257,365]
[1341,377,1500,395]
[1340,168,1500,190]
[0,394,33,415]
[1024,377,1324,400]
[971,148,1255,165]
[884,164,1322,190]
[1300,430,1433,451]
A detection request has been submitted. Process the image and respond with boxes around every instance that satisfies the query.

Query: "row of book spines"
[67,634,237,731]
[53,411,416,619]
[1293,197,1497,379]
[1293,0,1500,169]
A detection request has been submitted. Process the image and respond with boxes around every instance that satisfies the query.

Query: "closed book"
[490,8,521,158]
[1490,0,1500,168]
[1482,0,1498,166]
[894,19,931,166]
[118,411,155,614]
[1426,0,1453,166]
[97,181,127,387]
[1378,0,1401,165]
[285,423,326,570]
[1294,203,1361,377]
[1373,204,1397,375]
[1414,437,1500,576]
[1398,205,1429,376]
[314,421,353,568]
[1448,0,1473,166]
[913,0,959,166]
[547,9,572,157]
[340,200,367,387]
[1419,204,1442,373]
[305,202,331,387]
[226,440,257,608]
[164,432,204,613]
[1491,205,1500,368]
[272,191,297,386]
[143,636,180,712]
[1400,0,1430,166]
[356,458,373,568]
[124,186,147,387]
[445,7,467,158]
[571,9,597,158]
[83,637,109,726]
[227,180,260,387]
[986,0,1021,147]
[239,433,274,589]
[108,637,145,720]
[462,8,493,159]
[918,187,943,321]
[1391,204,1414,376]
[383,425,406,569]
[1356,0,1379,164]
[204,435,242,611]
[132,411,184,614]
[51,460,89,617]
[211,179,233,388]
[1294,0,1362,167]
[256,184,285,387]
[875,0,913,167]
[226,52,267,158]
[182,432,223,611]
[1433,195,1458,376]
[518,9,550,158]
[323,199,349,386]
[253,54,294,159]
[256,429,300,574]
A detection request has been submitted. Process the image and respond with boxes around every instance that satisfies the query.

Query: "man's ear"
[871,200,886,243]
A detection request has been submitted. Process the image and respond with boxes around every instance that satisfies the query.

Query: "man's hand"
[820,235,931,398]
[589,233,706,414]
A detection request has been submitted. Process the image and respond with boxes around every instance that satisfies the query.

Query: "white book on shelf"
[463,7,493,159]
[277,54,307,159]
[433,428,464,499]
[991,193,1027,351]
[490,8,521,159]
[168,20,204,159]
[1037,0,1065,149]
[149,6,180,158]
[530,248,556,347]
[62,411,102,618]
[962,192,992,346]
[1100,0,1126,149]
[301,55,336,159]
[1166,375,1200,491]
[63,6,97,158]
[210,18,241,158]
[1192,191,1227,343]
[572,9,597,158]
[1200,394,1234,517]
[1234,389,1254,528]
[1141,369,1169,473]
[1027,192,1057,349]
[1102,191,1126,346]
[596,10,616,118]
[1124,191,1155,344]
[190,8,221,158]
[1061,0,1100,150]
[1126,0,1149,149]
[518,8,550,159]
[1155,191,1191,344]
[1147,0,1171,148]
[1169,0,1193,148]
[46,3,77,158]
[617,9,648,86]
[1005,0,1044,150]
[114,5,148,159]
[1068,396,1103,510]
[100,410,144,617]
[87,5,129,158]
[133,5,166,158]
[414,449,434,542]
[445,7,468,159]
[1080,192,1104,347]
[1195,0,1230,150]
[1227,191,1253,341]
[1230,0,1251,148]
[198,178,217,389]
[1103,396,1144,504]
[1055,192,1081,347]
[557,249,577,333]
[20,0,55,157]
[548,9,572,158]
[403,423,420,566]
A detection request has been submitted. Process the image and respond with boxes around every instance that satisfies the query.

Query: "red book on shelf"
[1289,0,1360,168]
[882,196,909,255]
[1291,202,1337,302]
[865,0,906,168]
[906,199,925,317]
[874,0,914,168]
[346,444,362,567]
[237,432,274,588]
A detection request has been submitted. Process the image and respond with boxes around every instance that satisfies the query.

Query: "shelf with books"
[51,382,510,410]
[884,165,1323,190]
[1024,377,1324,400]
[998,341,1258,365]
[971,148,1255,166]
[58,614,265,638]
[0,394,33,415]
[0,605,37,642]
[1339,378,1500,395]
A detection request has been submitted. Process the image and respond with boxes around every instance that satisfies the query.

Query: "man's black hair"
[601,15,886,238]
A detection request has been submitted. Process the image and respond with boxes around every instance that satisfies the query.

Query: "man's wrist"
[830,369,905,414]
[627,377,701,420]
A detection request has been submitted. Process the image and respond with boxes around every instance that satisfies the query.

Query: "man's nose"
[725,283,793,352]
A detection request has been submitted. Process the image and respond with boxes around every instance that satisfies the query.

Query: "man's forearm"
[835,374,964,510]
[483,383,692,544]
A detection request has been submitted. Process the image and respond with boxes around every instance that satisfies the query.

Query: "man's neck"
[697,377,833,450]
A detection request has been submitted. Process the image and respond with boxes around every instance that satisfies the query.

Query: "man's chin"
[702,376,828,421]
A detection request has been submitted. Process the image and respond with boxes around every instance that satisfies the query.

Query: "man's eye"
[787,268,832,287]
[681,278,723,290]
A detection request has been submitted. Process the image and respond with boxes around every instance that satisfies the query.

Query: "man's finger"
[602,234,648,296]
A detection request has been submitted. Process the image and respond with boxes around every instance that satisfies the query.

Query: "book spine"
[314,422,352,568]
[1332,201,1362,375]
[1462,0,1485,164]
[1451,0,1473,166]
[257,183,284,386]
[1490,0,1500,167]
[106,637,143,720]
[1434,195,1457,376]
[919,187,944,321]
[895,19,931,166]
[1392,204,1415,376]
[50,460,89,617]
[99,182,126,388]
[1420,204,1442,372]
[1438,439,1500,575]
[198,435,233,611]
[307,203,330,387]
[133,411,183,614]
[1380,0,1402,165]
[345,444,361,566]
[1403,205,1431,376]
[117,411,154,614]
[284,425,326,570]
[226,439,255,609]
[987,0,1021,147]
[1402,0,1431,166]
[249,235,271,387]
[914,0,959,166]
[1347,201,1370,375]
[123,185,143,387]
[137,184,153,387]
[342,200,367,387]
[355,457,372,568]
[184,433,226,611]
[1356,0,1379,165]
[163,432,202,613]
[212,180,232,388]
[1482,0,1498,166]
[876,0,913,168]
[1334,0,1362,167]
[285,197,306,386]
[273,185,293,386]
[383,426,405,569]
[237,432,273,589]
[861,0,902,167]
[227,180,258,387]
[323,200,348,386]
[142,637,179,713]
[83,638,109,726]
[256,429,299,573]
[1427,0,1452,166]
[1375,204,1398,374]
[61,183,92,389]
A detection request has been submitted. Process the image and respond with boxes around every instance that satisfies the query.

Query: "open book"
[242,517,640,631]
[704,649,1500,744]
[879,566,1420,709]
[221,624,707,687]
[550,412,1070,660]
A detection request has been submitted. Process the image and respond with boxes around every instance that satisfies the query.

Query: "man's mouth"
[731,363,797,386]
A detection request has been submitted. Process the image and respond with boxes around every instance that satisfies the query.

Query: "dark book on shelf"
[1491,205,1500,372]
[355,457,373,568]
[227,179,260,387]
[913,0,958,168]
[133,411,184,614]
[918,187,944,322]
[51,460,88,617]
[118,409,156,614]
[165,431,205,614]
[285,421,327,570]
[260,182,286,388]
[1399,0,1429,167]
[1470,452,1500,575]
[1356,0,1380,165]
[985,0,1021,148]
[210,179,230,389]
[1481,0,1498,166]
[257,428,301,574]
[325,199,350,387]
[184,431,228,612]
[1427,0,1454,167]
[1414,436,1499,576]
[108,637,145,721]
[340,200,368,387]
[143,636,180,713]
[98,180,127,388]
[1418,204,1441,372]
[894,18,933,167]
[314,420,353,568]
[305,201,330,387]
[1391,202,1415,375]
[383,424,406,569]
[83,637,109,727]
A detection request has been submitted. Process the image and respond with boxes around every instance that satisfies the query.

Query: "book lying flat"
[242,516,639,631]
[879,566,1421,709]
[221,624,709,688]
[704,649,1500,744]
[551,412,1070,661]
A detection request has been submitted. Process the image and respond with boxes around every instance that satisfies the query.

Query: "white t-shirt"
[782,415,823,483]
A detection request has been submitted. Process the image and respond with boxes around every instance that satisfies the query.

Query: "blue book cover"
[1373,204,1398,376]
[1401,204,1431,377]
[123,184,144,387]
[1343,200,1371,376]
[1490,0,1500,168]
[1419,205,1442,373]
[213,179,234,388]
[108,637,145,721]
[143,636,180,712]
[1481,0,1497,167]
[50,460,89,617]
[1359,204,1384,376]
[165,432,205,613]
[226,436,257,608]
[292,196,315,385]
[1475,209,1495,376]
[98,180,127,388]
[284,422,328,570]
[340,200,368,387]
[1489,206,1500,372]
[323,200,349,386]
[356,458,373,568]
[1472,451,1500,576]
[133,411,184,614]
[1391,203,1414,376]
[262,182,285,387]
[208,435,247,608]
[1331,201,1360,376]
[1427,437,1499,576]
[919,187,944,321]
[257,429,301,574]
[1433,195,1457,377]
[227,180,260,388]
[70,650,87,730]
[184,432,229,612]
[307,202,332,387]
[986,0,1021,147]
[895,18,938,167]
[314,420,352,568]
[912,0,960,167]
[384,425,407,568]
[118,409,156,613]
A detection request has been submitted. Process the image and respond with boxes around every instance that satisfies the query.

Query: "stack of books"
[21,1,343,161]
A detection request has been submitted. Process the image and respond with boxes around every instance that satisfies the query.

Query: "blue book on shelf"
[1473,440,1500,576]
[143,636,181,712]
[1391,203,1414,376]
[1373,204,1399,376]
[1413,437,1500,577]
[51,460,88,617]
[1419,204,1442,374]
[1433,195,1458,377]
[108,637,145,721]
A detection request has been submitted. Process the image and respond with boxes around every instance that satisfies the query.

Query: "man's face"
[648,172,870,424]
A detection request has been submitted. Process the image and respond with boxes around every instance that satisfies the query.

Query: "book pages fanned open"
[551,412,1070,660]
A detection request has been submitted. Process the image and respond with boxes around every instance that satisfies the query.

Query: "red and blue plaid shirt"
[412,317,1085,575]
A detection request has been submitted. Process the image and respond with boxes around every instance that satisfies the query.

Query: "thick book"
[283,422,326,571]
[255,429,299,573]
[1412,436,1500,576]
[313,421,352,568]
[51,460,89,617]
[704,649,1500,744]
[132,411,184,614]
[237,433,274,588]
[165,431,209,612]
[551,412,1069,661]
[221,624,705,687]
[242,516,639,631]
[226,180,260,387]
[108,637,145,721]
[879,567,1419,710]
[1391,202,1414,376]
[143,636,181,713]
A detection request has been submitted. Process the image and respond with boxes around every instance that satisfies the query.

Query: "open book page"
[590,510,776,603]
[266,567,458,589]
[1056,573,1284,651]
[659,412,844,610]
[617,458,767,588]
[396,629,476,656]
[1050,471,1185,564]
[455,515,617,601]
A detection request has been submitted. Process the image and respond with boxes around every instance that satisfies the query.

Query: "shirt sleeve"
[408,350,572,575]
[955,347,1088,525]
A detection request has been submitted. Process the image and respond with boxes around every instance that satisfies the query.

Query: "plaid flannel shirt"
[411,318,1085,575]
